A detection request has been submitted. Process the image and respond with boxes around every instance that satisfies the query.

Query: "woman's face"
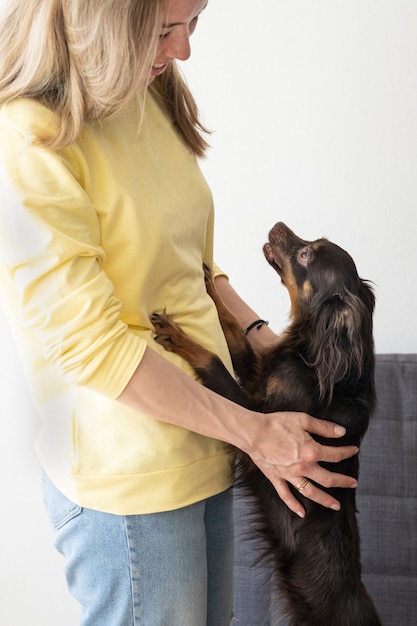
[149,0,208,81]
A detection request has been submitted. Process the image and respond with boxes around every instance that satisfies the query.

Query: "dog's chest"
[260,357,317,413]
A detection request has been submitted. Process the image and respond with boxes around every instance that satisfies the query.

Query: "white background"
[0,1,416,623]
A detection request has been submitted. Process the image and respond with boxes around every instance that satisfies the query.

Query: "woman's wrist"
[243,319,269,335]
[244,320,277,353]
[213,275,277,353]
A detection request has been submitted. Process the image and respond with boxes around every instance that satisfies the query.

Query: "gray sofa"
[232,354,417,626]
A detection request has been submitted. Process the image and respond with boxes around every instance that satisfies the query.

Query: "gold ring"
[295,478,308,492]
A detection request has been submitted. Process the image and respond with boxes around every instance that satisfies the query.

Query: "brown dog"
[152,222,382,625]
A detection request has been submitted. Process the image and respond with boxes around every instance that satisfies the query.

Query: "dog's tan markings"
[203,264,249,355]
[301,279,313,301]
[201,264,262,398]
[282,267,304,319]
[265,372,288,400]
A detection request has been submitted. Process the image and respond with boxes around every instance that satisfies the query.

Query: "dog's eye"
[298,247,312,266]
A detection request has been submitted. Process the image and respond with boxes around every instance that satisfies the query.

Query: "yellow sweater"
[0,88,234,514]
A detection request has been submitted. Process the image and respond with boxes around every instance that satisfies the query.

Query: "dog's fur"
[152,222,382,625]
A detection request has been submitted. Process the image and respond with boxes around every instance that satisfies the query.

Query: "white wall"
[186,0,417,354]
[0,1,415,623]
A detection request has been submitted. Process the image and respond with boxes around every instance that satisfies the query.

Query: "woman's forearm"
[213,275,277,351]
[117,346,359,518]
[117,345,253,449]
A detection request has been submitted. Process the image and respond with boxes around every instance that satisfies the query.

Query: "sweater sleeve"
[0,106,146,398]
[212,263,229,281]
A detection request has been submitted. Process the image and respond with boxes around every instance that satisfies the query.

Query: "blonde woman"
[0,1,358,624]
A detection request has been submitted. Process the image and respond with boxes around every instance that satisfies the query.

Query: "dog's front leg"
[151,311,253,408]
[203,265,262,398]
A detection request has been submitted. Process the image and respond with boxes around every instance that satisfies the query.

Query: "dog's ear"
[357,279,376,316]
[307,280,374,405]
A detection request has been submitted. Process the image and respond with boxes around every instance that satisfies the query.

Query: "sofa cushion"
[357,354,417,625]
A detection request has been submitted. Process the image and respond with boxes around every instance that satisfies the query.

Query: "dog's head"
[264,222,375,403]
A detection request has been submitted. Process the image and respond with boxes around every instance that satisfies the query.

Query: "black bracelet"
[243,319,269,335]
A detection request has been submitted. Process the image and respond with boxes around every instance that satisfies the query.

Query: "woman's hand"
[241,411,358,518]
[120,349,357,518]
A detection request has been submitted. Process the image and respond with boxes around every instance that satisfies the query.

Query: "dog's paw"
[203,263,217,299]
[203,263,213,282]
[151,310,169,331]
[151,310,173,341]
[151,311,185,352]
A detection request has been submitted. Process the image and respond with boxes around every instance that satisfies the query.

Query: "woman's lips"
[151,62,168,77]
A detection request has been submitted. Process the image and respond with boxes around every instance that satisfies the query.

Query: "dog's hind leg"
[276,501,383,626]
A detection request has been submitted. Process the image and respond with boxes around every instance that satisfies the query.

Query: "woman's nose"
[162,27,191,61]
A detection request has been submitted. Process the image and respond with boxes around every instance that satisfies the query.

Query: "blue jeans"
[42,473,234,626]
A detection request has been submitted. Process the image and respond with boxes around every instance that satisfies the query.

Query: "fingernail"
[296,510,305,519]
[331,503,341,511]
[350,481,358,488]
[334,425,346,435]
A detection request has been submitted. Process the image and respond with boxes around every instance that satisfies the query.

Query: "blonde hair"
[0,0,209,156]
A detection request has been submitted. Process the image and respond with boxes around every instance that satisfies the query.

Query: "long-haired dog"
[152,222,382,625]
